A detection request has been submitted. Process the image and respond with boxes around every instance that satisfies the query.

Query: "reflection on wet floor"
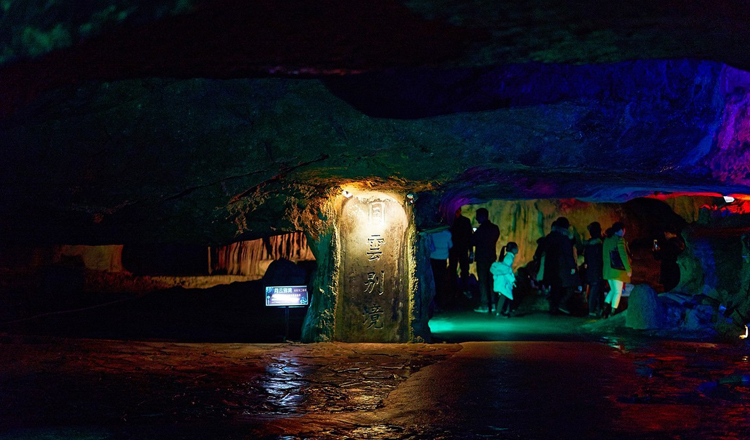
[258,352,309,413]
[2,335,750,439]
[614,341,750,439]
[429,310,595,342]
[256,342,750,440]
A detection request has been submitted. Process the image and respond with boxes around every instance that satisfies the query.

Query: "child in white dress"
[490,242,519,318]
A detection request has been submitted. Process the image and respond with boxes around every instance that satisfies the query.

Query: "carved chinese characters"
[336,194,409,342]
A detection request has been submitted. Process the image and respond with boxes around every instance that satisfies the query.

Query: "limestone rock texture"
[625,285,665,330]
[1,2,750,246]
[456,198,691,277]
[3,0,750,341]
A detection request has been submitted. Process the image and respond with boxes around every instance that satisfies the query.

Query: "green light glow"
[429,312,594,341]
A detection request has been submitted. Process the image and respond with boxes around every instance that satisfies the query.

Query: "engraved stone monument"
[336,193,409,342]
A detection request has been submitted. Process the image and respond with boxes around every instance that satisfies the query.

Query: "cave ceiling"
[2,0,750,245]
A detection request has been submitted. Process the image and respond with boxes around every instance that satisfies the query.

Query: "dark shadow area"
[122,244,209,276]
[323,60,720,119]
[0,280,307,343]
[0,0,480,121]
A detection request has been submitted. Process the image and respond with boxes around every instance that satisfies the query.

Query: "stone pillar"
[335,192,410,342]
[301,227,338,342]
[410,231,434,342]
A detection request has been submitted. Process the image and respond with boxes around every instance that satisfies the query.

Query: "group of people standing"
[426,208,684,319]
[427,207,514,317]
[534,217,633,318]
[570,219,632,318]
[536,217,684,318]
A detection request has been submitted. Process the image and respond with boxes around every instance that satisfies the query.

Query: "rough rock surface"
[2,62,750,245]
[4,0,750,343]
[456,197,690,274]
[625,285,664,330]
[6,337,750,439]
[1,2,750,245]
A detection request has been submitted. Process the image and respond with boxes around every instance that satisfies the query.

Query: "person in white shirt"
[425,227,453,311]
[490,242,518,318]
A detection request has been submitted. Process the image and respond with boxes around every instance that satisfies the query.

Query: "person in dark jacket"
[582,222,604,317]
[471,208,500,314]
[543,217,579,314]
[653,225,685,292]
[449,207,474,301]
[531,222,554,296]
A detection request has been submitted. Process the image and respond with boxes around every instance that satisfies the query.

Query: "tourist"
[602,221,632,318]
[543,217,579,315]
[471,208,500,314]
[531,221,554,297]
[582,222,604,317]
[449,207,474,303]
[491,242,519,318]
[425,226,453,312]
[653,224,685,292]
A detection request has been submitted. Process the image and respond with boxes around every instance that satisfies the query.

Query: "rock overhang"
[2,1,750,244]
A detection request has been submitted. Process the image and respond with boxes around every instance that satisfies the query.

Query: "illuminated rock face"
[454,198,693,279]
[209,233,314,278]
[4,0,750,342]
[336,194,410,342]
[300,192,430,343]
[2,60,750,246]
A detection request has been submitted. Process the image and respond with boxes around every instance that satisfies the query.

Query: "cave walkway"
[428,309,601,342]
[1,331,749,439]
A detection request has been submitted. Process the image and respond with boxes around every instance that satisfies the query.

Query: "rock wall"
[625,285,664,330]
[0,0,195,64]
[301,228,339,342]
[209,232,315,278]
[410,227,433,342]
[660,196,720,224]
[458,198,690,272]
[301,190,424,343]
[3,61,750,246]
[0,245,124,272]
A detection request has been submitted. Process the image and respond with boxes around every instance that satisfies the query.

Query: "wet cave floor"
[2,312,750,440]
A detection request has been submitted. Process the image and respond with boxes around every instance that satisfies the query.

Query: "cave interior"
[3,0,750,342]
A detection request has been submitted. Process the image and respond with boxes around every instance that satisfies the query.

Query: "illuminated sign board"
[265,286,309,307]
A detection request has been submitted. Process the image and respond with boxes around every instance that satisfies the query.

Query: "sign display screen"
[265,285,309,307]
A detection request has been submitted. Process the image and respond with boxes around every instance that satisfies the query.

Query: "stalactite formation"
[209,232,315,278]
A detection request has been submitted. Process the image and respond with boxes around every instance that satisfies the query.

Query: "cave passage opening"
[2,193,749,344]
[426,194,746,342]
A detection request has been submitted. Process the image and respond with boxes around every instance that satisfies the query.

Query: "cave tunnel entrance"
[2,193,749,344]
[426,194,750,343]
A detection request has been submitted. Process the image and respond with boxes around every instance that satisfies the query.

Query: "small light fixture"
[406,193,416,205]
[724,195,736,204]
[342,189,353,198]
[741,325,749,340]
